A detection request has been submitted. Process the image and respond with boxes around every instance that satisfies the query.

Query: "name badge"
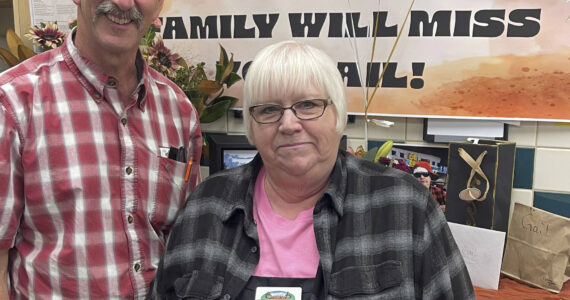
[255,287,302,300]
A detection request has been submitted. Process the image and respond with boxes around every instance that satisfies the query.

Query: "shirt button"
[250,246,258,253]
[107,78,117,87]
[127,215,134,224]
[121,117,127,126]
[222,294,231,300]
[94,92,102,99]
[134,263,141,272]
[126,166,133,175]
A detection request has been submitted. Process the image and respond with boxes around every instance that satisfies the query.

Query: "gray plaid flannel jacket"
[148,151,475,299]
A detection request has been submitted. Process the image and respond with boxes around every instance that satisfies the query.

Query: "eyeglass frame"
[248,98,332,124]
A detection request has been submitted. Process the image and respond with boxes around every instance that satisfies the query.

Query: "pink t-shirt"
[252,167,320,278]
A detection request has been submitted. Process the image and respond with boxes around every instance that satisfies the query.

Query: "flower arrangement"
[0,19,241,124]
[140,20,241,123]
[347,140,411,173]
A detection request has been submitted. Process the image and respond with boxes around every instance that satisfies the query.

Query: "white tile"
[508,189,534,225]
[507,121,537,147]
[406,118,424,142]
[533,148,570,192]
[200,114,227,133]
[367,116,406,141]
[537,122,570,148]
[227,111,245,134]
[343,116,366,139]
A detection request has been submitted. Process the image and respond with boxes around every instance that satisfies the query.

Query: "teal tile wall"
[534,191,570,218]
[513,148,534,189]
[368,140,388,151]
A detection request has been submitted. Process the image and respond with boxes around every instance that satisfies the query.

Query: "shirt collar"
[218,151,347,223]
[321,151,347,217]
[63,28,148,110]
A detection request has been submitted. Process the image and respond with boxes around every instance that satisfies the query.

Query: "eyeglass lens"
[414,172,430,178]
[250,99,329,124]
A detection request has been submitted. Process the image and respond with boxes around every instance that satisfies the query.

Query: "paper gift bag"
[501,203,570,293]
[445,139,515,232]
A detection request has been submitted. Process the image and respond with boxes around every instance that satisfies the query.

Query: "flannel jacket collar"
[217,151,348,225]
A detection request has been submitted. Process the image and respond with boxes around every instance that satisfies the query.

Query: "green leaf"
[200,99,236,123]
[214,63,224,83]
[189,96,202,109]
[176,56,188,68]
[209,95,238,107]
[197,80,222,95]
[218,44,229,66]
[225,72,242,88]
[191,64,207,82]
[220,54,234,83]
[363,147,378,162]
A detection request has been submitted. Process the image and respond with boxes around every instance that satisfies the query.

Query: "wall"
[0,3,14,72]
[4,0,569,222]
[201,114,570,222]
[12,0,30,47]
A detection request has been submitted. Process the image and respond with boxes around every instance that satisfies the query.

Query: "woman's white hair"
[242,40,347,144]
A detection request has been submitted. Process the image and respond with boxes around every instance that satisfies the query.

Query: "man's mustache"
[95,1,143,29]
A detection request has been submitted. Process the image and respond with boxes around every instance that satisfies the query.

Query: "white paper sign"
[447,222,506,290]
[29,0,76,32]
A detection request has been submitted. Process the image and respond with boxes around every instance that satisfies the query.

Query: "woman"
[148,41,474,299]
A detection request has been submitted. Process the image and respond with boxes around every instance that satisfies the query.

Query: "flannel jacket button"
[134,263,141,272]
[250,246,258,253]
[126,166,133,175]
[127,215,134,224]
[94,92,102,99]
[121,118,127,126]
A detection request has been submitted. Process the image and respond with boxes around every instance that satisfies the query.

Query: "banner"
[161,1,569,121]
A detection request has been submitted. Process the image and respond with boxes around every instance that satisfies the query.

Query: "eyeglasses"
[413,172,430,178]
[249,98,331,124]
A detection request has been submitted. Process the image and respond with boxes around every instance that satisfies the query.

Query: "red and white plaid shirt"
[0,31,201,299]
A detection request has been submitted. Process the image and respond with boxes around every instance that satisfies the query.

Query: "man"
[0,0,201,298]
[413,161,446,210]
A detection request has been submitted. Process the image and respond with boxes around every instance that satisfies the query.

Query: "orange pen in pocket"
[184,157,193,182]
